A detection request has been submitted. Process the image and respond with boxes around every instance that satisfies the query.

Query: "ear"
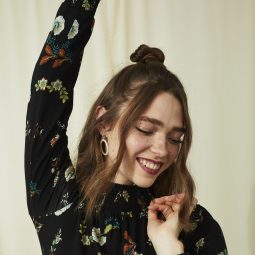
[95,105,109,136]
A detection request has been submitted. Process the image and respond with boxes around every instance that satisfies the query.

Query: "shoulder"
[190,204,223,233]
[180,204,228,254]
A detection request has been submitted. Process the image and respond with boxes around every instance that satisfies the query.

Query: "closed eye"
[136,127,153,135]
[168,138,183,145]
[136,127,184,145]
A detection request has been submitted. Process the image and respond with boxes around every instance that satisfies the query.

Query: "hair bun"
[130,44,165,64]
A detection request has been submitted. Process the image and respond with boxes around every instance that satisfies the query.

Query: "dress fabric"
[24,0,228,254]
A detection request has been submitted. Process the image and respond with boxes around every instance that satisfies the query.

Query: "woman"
[25,0,227,254]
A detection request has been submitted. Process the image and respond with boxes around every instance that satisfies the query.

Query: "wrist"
[154,240,184,255]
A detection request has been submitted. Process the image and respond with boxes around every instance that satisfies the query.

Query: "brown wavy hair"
[75,44,195,231]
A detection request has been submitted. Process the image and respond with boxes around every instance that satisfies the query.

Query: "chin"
[133,179,155,188]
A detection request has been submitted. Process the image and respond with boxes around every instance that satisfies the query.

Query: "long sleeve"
[24,0,100,217]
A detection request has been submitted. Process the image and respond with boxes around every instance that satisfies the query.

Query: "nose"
[150,136,168,158]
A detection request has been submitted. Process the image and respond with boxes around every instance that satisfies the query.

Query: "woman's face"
[106,91,185,188]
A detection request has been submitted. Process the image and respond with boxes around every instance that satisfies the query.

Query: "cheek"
[169,144,181,160]
[125,133,149,156]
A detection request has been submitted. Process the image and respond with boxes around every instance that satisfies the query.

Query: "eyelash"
[135,127,183,145]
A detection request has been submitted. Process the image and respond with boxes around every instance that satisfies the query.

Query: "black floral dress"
[24,0,228,254]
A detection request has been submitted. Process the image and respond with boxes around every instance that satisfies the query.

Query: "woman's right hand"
[147,194,197,255]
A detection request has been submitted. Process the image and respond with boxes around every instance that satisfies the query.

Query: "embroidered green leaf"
[104,224,113,234]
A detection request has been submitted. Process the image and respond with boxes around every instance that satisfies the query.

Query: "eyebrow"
[139,116,186,133]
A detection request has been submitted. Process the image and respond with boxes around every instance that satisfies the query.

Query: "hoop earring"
[100,135,109,156]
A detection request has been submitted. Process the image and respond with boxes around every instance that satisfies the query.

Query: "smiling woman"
[24,0,227,254]
[105,92,184,187]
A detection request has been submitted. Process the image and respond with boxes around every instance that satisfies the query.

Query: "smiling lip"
[137,157,163,176]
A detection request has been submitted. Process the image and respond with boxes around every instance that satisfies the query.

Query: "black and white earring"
[100,135,109,156]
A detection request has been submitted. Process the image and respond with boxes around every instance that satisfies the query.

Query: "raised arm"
[25,0,100,217]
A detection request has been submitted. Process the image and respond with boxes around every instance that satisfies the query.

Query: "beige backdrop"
[0,0,254,254]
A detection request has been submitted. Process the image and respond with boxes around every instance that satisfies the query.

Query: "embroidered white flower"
[53,16,65,35]
[68,19,79,39]
[35,78,48,91]
[51,80,63,91]
[92,228,106,246]
[65,166,75,182]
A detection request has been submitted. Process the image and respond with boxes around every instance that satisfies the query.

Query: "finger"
[171,202,181,212]
[152,193,185,205]
[148,203,177,213]
[165,193,185,202]
[147,204,164,224]
[147,206,159,220]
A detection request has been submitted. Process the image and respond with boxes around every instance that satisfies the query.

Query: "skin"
[97,91,188,254]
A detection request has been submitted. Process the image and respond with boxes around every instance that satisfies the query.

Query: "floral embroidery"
[35,78,69,103]
[57,120,66,130]
[114,190,130,202]
[196,237,205,252]
[51,157,61,187]
[92,228,107,246]
[29,181,40,197]
[33,123,44,139]
[49,229,62,255]
[77,202,85,210]
[139,208,148,218]
[40,34,72,68]
[35,78,48,91]
[82,0,98,11]
[68,20,79,39]
[80,217,120,246]
[53,171,60,188]
[95,193,107,214]
[54,193,73,216]
[218,249,228,255]
[50,134,60,147]
[123,231,140,255]
[55,204,72,216]
[32,217,43,232]
[121,211,133,218]
[25,120,31,137]
[61,193,69,205]
[51,156,60,171]
[104,217,120,231]
[53,16,65,36]
[65,166,75,182]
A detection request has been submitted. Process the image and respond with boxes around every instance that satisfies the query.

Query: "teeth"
[138,158,161,170]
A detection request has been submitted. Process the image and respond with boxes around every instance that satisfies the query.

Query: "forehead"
[140,92,183,129]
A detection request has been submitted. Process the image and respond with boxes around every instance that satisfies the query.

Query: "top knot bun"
[130,44,165,64]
